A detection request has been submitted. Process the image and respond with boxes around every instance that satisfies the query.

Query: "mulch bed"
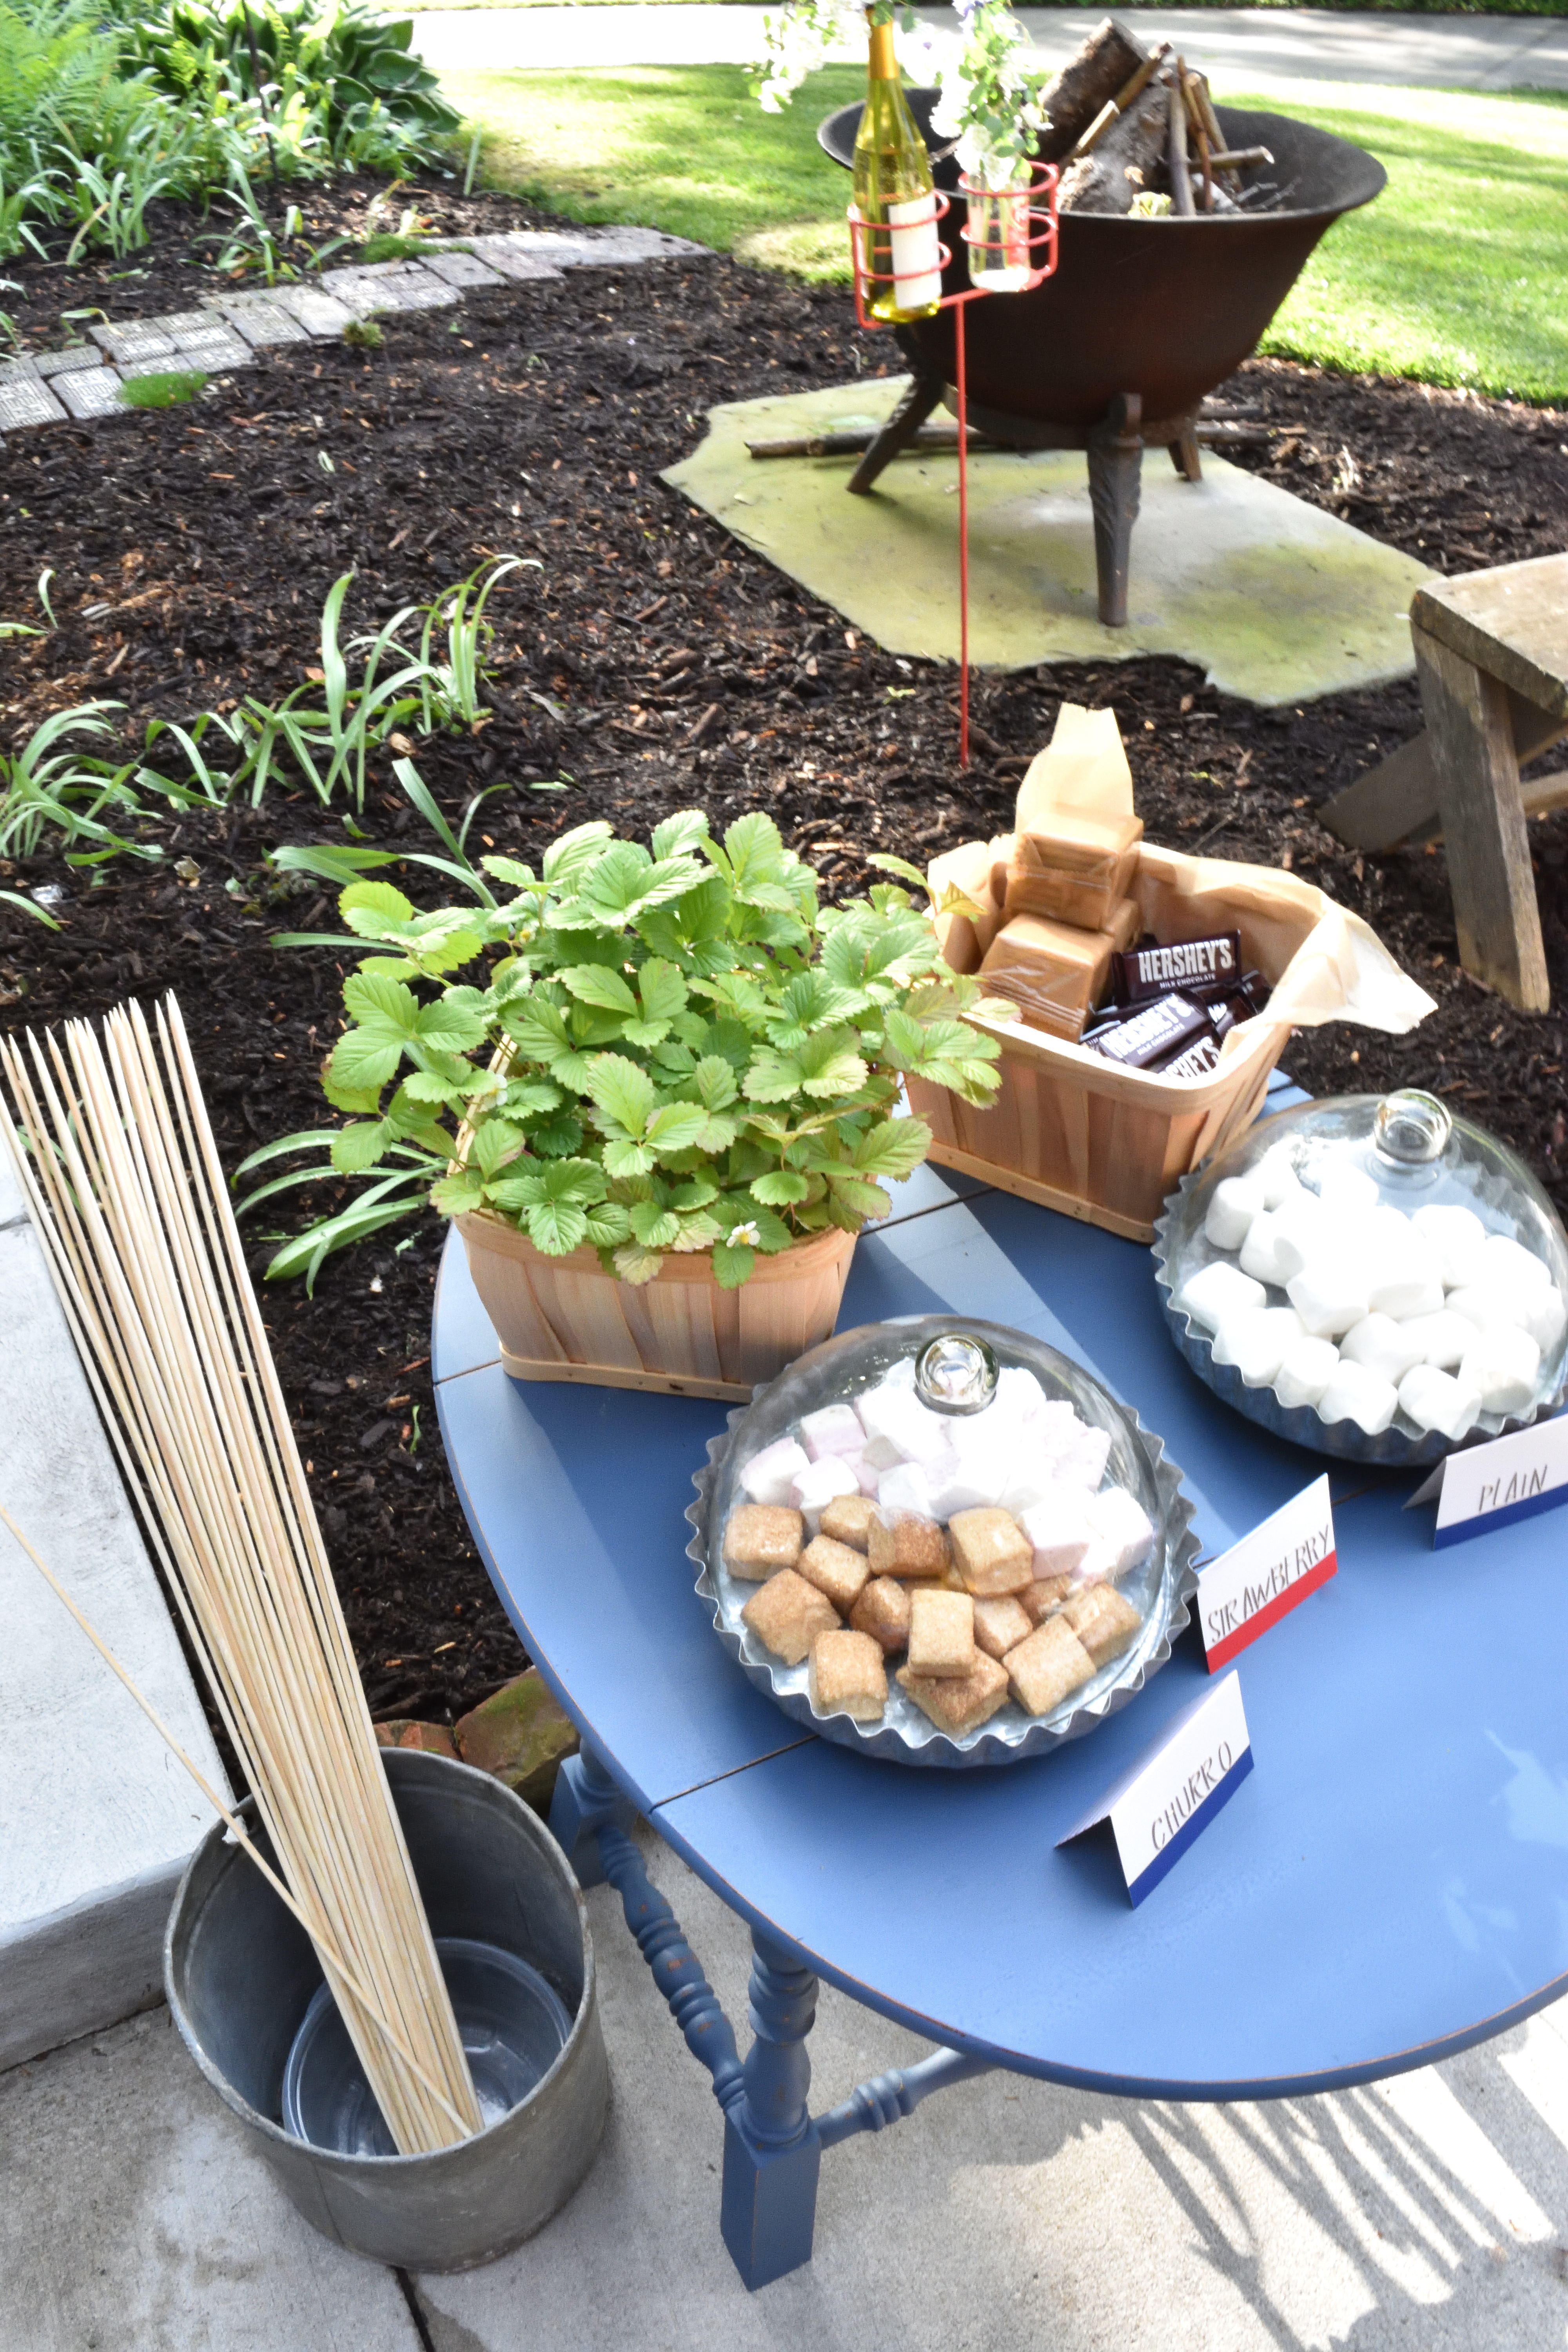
[3,176,1565,1728]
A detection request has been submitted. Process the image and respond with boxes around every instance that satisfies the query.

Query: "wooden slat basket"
[455,1212,857,1402]
[910,842,1324,1240]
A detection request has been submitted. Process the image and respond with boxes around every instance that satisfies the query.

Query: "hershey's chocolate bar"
[1155,1031,1225,1079]
[1089,990,1209,1069]
[1112,931,1242,1006]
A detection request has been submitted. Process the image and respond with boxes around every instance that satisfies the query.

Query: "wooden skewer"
[0,998,484,2154]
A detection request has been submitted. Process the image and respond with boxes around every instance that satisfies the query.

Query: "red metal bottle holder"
[846,161,1059,768]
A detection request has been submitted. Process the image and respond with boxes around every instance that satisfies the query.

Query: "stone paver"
[0,377,66,431]
[32,345,107,378]
[267,283,359,336]
[420,247,507,289]
[54,368,129,421]
[89,319,177,364]
[322,261,461,313]
[466,234,563,283]
[167,325,255,373]
[212,296,312,348]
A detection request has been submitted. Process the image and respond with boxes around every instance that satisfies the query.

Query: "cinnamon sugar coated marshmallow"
[897,1652,1011,1737]
[795,1534,872,1615]
[808,1630,887,1722]
[740,1569,839,1666]
[948,1507,1034,1596]
[722,1504,804,1580]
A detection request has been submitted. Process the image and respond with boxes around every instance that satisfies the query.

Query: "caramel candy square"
[850,1575,913,1657]
[796,1533,872,1615]
[948,1507,1034,1597]
[867,1512,951,1580]
[819,1492,878,1552]
[897,1652,1011,1738]
[980,915,1116,1042]
[1020,1573,1074,1625]
[907,1588,975,1677]
[1003,1616,1097,1716]
[971,1593,1034,1661]
[808,1629,888,1722]
[1061,1583,1142,1667]
[741,1568,840,1666]
[1005,811,1144,931]
[722,1503,804,1581]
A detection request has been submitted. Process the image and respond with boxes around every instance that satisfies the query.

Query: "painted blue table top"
[434,1084,1568,2100]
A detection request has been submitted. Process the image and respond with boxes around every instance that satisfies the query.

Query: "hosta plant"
[315,809,1007,1290]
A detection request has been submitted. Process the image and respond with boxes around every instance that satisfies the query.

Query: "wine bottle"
[851,13,942,324]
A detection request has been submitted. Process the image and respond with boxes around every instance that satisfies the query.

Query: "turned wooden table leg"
[1415,620,1550,1012]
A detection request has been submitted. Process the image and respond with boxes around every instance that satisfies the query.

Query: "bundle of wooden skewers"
[1033,16,1285,218]
[0,999,483,2156]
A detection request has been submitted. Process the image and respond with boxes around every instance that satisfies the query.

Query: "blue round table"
[434,1083,1568,2287]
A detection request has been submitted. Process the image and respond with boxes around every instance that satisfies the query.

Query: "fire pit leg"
[847,369,946,495]
[1170,426,1202,483]
[1086,393,1143,628]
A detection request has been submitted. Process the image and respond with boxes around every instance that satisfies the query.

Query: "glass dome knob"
[915,1332,999,1415]
[1372,1089,1452,1168]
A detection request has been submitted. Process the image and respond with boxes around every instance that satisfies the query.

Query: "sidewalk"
[8,1818,1568,2352]
[410,3,1568,91]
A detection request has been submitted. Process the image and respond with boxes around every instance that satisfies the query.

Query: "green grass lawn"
[442,64,1568,401]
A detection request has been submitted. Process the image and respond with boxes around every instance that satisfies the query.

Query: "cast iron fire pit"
[818,94,1386,625]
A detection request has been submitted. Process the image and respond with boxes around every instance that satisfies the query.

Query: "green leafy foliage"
[268,811,1007,1289]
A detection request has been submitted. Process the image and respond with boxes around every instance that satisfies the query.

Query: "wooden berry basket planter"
[455,1211,858,1402]
[910,842,1323,1241]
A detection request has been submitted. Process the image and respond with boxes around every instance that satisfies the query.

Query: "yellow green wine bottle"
[851,14,942,324]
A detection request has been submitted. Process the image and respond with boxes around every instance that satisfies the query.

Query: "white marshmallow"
[1341,1312,1424,1385]
[1367,1266,1445,1321]
[1521,1284,1567,1357]
[1071,1537,1120,1590]
[1412,1203,1488,1289]
[1254,1149,1303,1210]
[740,1436,811,1506]
[1459,1324,1541,1416]
[1085,1486,1155,1576]
[1239,1210,1296,1287]
[798,1402,866,1462]
[875,1461,935,1521]
[1270,1192,1333,1281]
[1179,1261,1267,1331]
[1054,1423,1112,1491]
[851,1453,882,1498]
[1317,1161,1379,1214]
[993,1365,1048,1426]
[1397,1363,1483,1442]
[1398,1307,1482,1368]
[1205,1173,1267,1251]
[855,1383,952,1466]
[1445,1283,1521,1334]
[1480,1232,1552,1296]
[928,1449,1010,1518]
[998,1463,1067,1518]
[788,1454,860,1533]
[1019,1493,1094,1581]
[1274,1336,1341,1409]
[1287,1258,1371,1339]
[1212,1306,1305,1387]
[1030,1399,1081,1462]
[1317,1360,1399,1436]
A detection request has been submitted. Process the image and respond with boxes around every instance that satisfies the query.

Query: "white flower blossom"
[726,1221,762,1249]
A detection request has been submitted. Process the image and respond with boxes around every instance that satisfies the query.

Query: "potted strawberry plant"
[311,808,1005,1398]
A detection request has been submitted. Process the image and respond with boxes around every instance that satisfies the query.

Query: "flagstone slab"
[54,368,129,421]
[664,376,1432,708]
[269,284,358,336]
[420,248,507,289]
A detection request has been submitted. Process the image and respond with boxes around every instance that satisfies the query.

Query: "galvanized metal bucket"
[164,1747,609,2271]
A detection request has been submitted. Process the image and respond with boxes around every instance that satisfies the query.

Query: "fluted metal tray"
[686,1314,1200,1769]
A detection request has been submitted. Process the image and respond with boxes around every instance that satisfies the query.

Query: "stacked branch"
[0,998,483,2156]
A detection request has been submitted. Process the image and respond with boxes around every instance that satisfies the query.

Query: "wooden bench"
[1320,551,1568,1011]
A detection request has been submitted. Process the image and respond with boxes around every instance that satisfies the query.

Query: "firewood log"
[1033,16,1148,163]
[1056,79,1171,213]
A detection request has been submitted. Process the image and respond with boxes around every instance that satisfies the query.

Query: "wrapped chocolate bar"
[1089,991,1210,1070]
[1112,931,1242,1008]
[980,900,1140,1041]
[1004,811,1144,931]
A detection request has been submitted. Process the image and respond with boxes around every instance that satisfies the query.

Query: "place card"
[1057,1671,1253,1907]
[1196,1475,1337,1671]
[1406,1415,1568,1548]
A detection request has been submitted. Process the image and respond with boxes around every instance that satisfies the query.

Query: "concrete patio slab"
[665,376,1430,707]
[10,1822,1568,2351]
[0,1155,228,2071]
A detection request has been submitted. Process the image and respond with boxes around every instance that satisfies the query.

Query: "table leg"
[1416,621,1550,1012]
[720,1929,823,2290]
[547,1739,624,1889]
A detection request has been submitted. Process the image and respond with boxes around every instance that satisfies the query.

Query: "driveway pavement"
[409,3,1568,91]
